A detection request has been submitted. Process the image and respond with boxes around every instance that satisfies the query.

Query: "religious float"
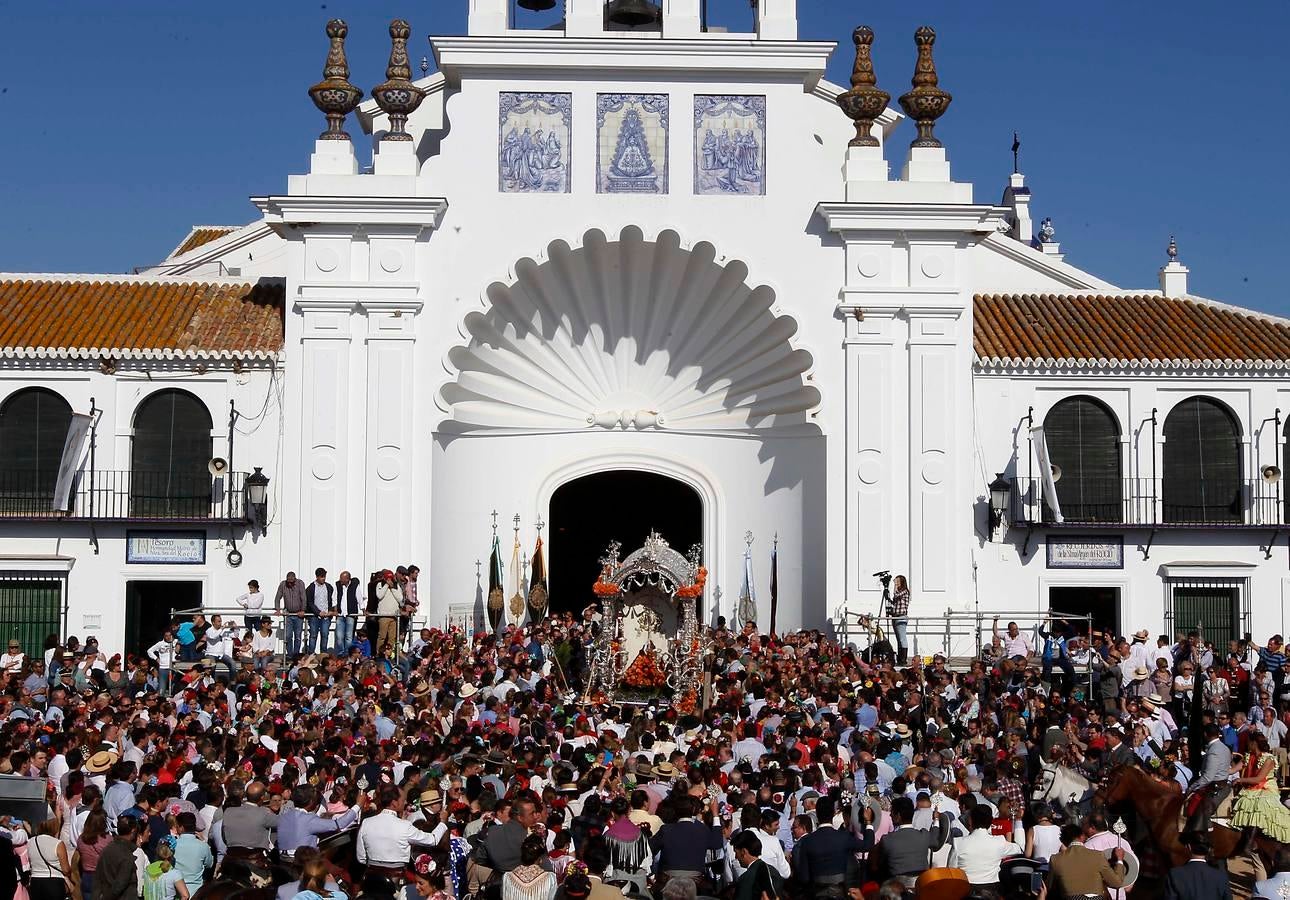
[583,531,711,713]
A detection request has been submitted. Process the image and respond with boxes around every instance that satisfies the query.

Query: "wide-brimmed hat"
[484,748,509,768]
[1133,629,1150,641]
[653,761,676,778]
[419,788,442,807]
[1132,666,1149,679]
[895,723,912,738]
[1147,693,1166,706]
[86,749,119,774]
[459,683,478,700]
[410,681,431,698]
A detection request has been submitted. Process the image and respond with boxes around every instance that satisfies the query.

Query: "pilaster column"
[360,296,421,568]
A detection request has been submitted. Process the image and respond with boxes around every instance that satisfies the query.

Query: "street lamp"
[245,467,270,535]
[988,473,1011,536]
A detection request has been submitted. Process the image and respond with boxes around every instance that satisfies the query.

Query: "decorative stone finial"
[836,26,890,148]
[308,19,364,141]
[898,26,952,148]
[372,19,426,142]
[1167,235,1178,260]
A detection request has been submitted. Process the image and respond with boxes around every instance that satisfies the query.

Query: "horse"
[1033,760,1093,819]
[1096,763,1279,870]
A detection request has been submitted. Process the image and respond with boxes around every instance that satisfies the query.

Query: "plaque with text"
[126,531,207,565]
[1046,536,1123,569]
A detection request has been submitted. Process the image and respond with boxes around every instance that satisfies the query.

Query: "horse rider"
[356,784,446,886]
[220,781,279,871]
[1104,726,1135,770]
[1186,724,1234,819]
[277,784,363,860]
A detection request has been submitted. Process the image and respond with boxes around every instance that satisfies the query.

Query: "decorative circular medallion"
[376,455,401,482]
[857,254,881,279]
[311,455,336,481]
[920,256,945,279]
[379,249,404,274]
[857,449,881,485]
[921,457,946,485]
[313,248,339,273]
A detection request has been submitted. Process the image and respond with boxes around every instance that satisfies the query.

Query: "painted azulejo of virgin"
[498,92,572,193]
[693,95,766,195]
[596,94,669,194]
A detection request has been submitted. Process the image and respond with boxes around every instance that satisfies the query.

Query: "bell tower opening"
[548,470,702,614]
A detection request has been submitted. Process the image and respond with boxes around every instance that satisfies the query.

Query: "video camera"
[873,570,892,588]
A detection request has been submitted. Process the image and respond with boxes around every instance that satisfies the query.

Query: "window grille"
[0,572,67,657]
[1163,577,1248,646]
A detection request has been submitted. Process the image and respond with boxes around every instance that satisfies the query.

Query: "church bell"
[605,0,661,27]
[517,0,557,11]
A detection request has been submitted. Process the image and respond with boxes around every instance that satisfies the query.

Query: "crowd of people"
[0,573,1287,900]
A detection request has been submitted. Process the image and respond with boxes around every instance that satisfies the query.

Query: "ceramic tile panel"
[693,95,766,196]
[498,92,572,193]
[597,93,669,194]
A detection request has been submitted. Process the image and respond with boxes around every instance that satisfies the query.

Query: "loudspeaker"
[0,775,49,824]
[1262,464,1282,484]
[208,457,229,477]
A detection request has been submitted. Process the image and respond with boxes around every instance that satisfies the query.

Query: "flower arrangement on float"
[622,645,667,688]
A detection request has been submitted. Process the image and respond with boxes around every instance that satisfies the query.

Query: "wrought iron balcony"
[0,469,249,522]
[1009,476,1285,528]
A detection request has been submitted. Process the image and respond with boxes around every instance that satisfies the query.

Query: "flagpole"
[769,532,779,639]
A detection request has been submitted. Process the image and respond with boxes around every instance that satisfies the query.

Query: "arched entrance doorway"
[548,470,702,614]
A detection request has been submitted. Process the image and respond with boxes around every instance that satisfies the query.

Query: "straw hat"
[653,761,676,778]
[1133,629,1150,641]
[459,683,479,700]
[1132,666,1149,679]
[895,723,912,738]
[86,749,119,775]
[419,788,442,807]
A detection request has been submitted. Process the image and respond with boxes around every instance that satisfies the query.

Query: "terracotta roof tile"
[973,293,1290,368]
[170,226,240,258]
[0,278,284,356]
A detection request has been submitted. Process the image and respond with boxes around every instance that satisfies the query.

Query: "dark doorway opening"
[125,581,202,657]
[1049,585,1120,636]
[549,470,702,614]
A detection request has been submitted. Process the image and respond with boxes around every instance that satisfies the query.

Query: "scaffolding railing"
[170,606,428,660]
[833,606,1097,684]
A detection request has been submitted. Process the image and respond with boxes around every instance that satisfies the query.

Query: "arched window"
[130,390,213,518]
[0,388,73,512]
[1043,397,1123,523]
[1162,397,1243,524]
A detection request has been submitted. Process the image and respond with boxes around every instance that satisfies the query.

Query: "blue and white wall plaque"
[597,93,668,194]
[693,95,766,195]
[499,92,572,193]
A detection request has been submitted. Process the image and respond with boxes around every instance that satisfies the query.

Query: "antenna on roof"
[1011,132,1021,174]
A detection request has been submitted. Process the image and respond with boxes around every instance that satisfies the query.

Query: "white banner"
[1031,425,1064,523]
[52,413,93,512]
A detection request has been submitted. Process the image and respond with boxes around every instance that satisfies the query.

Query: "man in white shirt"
[949,806,1021,886]
[202,615,236,678]
[356,784,446,870]
[993,619,1032,661]
[730,809,792,879]
[147,629,178,696]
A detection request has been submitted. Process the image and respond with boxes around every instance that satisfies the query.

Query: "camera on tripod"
[873,570,892,588]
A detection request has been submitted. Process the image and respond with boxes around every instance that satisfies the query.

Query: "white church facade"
[1,0,1288,658]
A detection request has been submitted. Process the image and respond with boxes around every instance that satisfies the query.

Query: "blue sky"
[1,1,1287,314]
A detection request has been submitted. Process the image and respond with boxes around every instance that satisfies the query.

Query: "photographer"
[887,575,910,665]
